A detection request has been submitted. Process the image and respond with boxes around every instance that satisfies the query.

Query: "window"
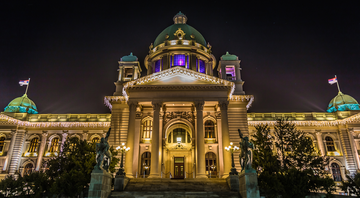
[325,137,336,152]
[154,60,161,72]
[225,66,236,80]
[24,163,33,175]
[172,128,186,143]
[331,163,342,181]
[92,137,100,143]
[141,152,151,177]
[49,138,59,152]
[28,138,39,152]
[174,54,185,66]
[70,137,79,150]
[0,137,5,152]
[205,152,217,174]
[205,120,215,138]
[198,59,206,73]
[143,120,153,139]
[124,68,133,78]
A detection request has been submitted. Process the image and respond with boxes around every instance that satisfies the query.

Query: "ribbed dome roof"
[4,94,38,114]
[221,52,238,61]
[121,52,138,62]
[327,91,360,112]
[153,12,206,47]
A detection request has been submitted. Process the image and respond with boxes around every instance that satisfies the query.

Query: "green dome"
[153,13,206,47]
[4,94,38,114]
[327,92,360,112]
[121,53,138,62]
[221,52,238,61]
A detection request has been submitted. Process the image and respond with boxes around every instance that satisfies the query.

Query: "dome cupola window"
[155,60,162,72]
[174,54,186,67]
[197,59,206,73]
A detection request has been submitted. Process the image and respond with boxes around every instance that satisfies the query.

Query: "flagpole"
[24,78,30,95]
[335,75,341,93]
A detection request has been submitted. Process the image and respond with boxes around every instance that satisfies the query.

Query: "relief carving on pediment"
[163,111,194,125]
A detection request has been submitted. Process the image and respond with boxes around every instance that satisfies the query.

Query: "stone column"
[149,102,162,178]
[3,130,16,172]
[195,101,207,178]
[316,131,326,156]
[349,128,360,169]
[60,131,68,152]
[36,132,48,171]
[219,101,231,178]
[125,101,137,178]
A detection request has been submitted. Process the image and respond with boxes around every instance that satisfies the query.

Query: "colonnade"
[123,100,231,178]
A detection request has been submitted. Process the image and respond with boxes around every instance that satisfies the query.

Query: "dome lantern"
[173,11,187,24]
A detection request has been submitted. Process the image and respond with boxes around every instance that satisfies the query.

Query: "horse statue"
[238,129,254,171]
[94,128,112,172]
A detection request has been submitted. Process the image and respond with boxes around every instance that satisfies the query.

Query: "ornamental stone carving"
[163,111,194,125]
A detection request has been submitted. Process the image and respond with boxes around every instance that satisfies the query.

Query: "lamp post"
[143,163,149,178]
[116,143,130,176]
[210,164,216,178]
[225,142,239,175]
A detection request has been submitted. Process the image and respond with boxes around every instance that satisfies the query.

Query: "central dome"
[153,12,206,47]
[4,94,38,114]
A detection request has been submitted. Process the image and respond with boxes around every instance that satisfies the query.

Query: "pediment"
[126,66,233,87]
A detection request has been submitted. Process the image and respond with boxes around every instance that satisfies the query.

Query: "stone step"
[110,191,239,198]
[110,178,240,198]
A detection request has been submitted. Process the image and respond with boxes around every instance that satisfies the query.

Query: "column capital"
[152,101,162,111]
[128,101,138,110]
[194,101,204,110]
[315,131,322,136]
[218,100,229,110]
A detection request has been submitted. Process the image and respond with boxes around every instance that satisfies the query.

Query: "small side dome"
[121,53,138,62]
[221,52,238,61]
[327,91,360,112]
[173,11,187,24]
[4,94,38,114]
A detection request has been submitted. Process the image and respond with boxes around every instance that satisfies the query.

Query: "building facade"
[1,13,360,184]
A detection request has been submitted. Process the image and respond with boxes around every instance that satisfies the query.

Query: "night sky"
[1,2,359,114]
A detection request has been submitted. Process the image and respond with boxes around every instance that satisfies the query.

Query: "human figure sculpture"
[238,129,254,171]
[95,128,112,172]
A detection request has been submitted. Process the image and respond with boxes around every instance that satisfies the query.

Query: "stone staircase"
[110,178,240,198]
[9,131,26,174]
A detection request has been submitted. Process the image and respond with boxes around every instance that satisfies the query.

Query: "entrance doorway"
[174,157,184,179]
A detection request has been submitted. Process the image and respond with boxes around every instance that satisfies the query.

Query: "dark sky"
[1,2,359,114]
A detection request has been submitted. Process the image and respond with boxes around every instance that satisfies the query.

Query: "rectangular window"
[198,59,206,73]
[225,66,236,80]
[174,54,185,66]
[155,60,161,73]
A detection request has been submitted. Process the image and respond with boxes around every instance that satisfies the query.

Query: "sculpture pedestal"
[114,175,129,191]
[88,169,112,198]
[239,168,260,198]
[226,174,240,192]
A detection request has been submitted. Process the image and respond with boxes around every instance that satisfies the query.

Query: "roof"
[327,91,360,112]
[4,94,38,114]
[221,52,238,61]
[121,53,138,62]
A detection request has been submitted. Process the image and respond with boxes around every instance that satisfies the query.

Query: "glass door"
[174,157,184,179]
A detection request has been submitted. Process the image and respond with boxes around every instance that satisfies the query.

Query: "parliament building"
[1,12,360,184]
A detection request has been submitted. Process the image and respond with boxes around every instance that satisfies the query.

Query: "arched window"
[49,138,59,152]
[28,138,39,152]
[205,152,217,176]
[24,163,33,175]
[143,120,153,139]
[0,137,5,152]
[69,137,79,150]
[204,120,215,138]
[141,152,151,177]
[325,137,336,152]
[331,163,342,181]
[92,137,100,143]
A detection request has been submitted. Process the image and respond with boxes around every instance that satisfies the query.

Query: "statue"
[238,129,254,171]
[94,128,112,172]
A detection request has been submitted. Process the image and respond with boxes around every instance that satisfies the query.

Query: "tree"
[341,172,360,197]
[45,137,119,197]
[252,119,336,198]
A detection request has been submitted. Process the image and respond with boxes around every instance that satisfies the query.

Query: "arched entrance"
[141,152,151,178]
[205,152,217,178]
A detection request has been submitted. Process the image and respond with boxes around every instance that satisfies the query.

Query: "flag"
[19,80,29,86]
[328,77,337,85]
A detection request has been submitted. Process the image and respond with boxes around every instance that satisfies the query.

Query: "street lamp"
[225,142,239,175]
[116,143,130,176]
[210,164,216,178]
[143,163,149,178]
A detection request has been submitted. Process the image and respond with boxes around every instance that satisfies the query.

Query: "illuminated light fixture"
[209,146,212,150]
[177,137,181,143]
[170,40,177,45]
[183,40,189,45]
[145,146,149,150]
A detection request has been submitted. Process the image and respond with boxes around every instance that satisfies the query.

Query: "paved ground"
[110,178,240,198]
